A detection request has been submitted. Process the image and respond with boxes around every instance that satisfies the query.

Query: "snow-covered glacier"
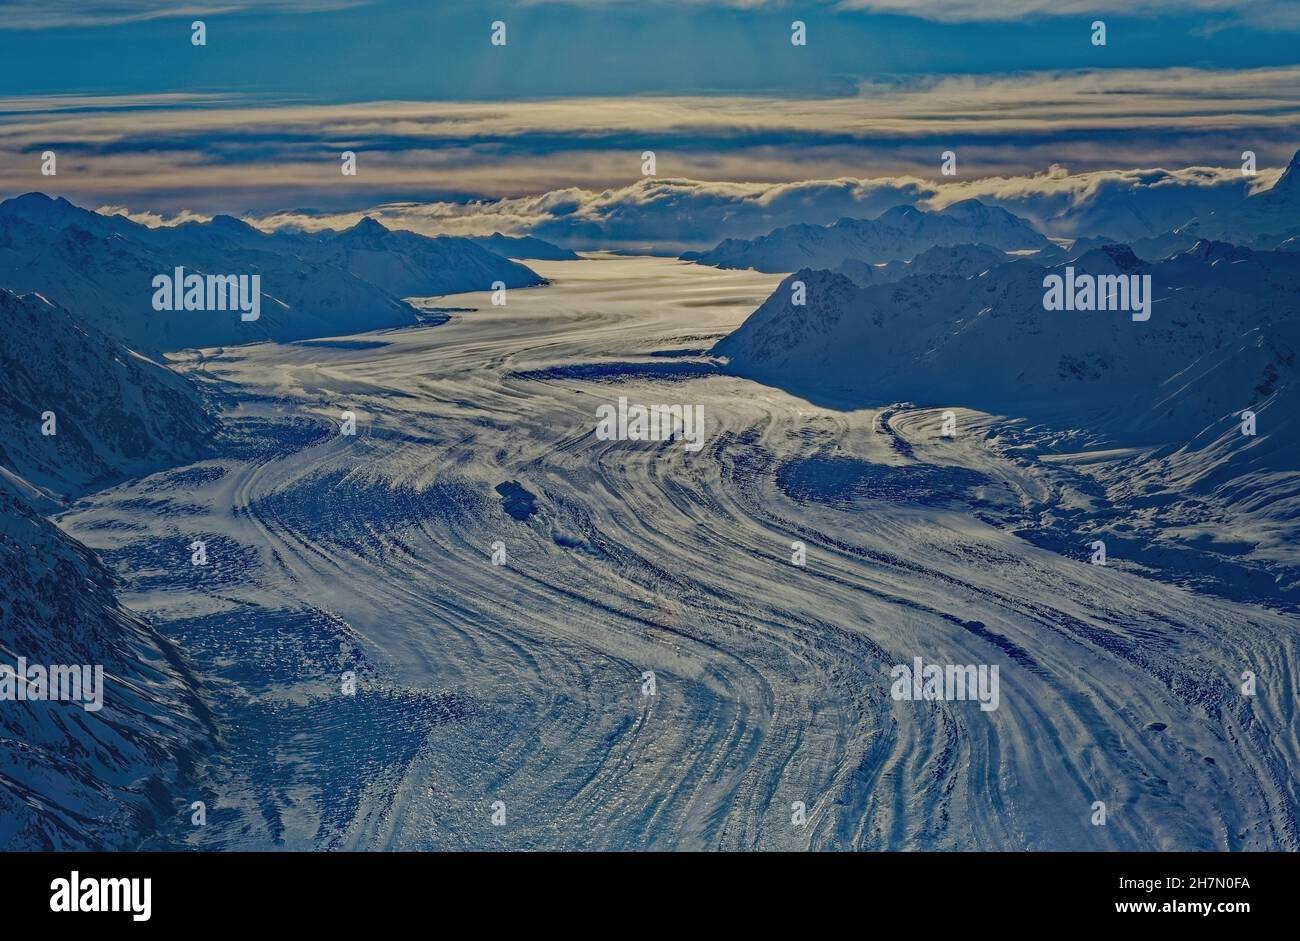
[20,248,1293,851]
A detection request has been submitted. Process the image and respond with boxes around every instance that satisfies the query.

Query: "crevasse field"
[58,255,1300,851]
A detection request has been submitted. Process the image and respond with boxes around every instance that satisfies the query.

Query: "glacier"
[17,251,1293,850]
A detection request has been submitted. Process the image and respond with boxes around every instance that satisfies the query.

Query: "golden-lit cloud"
[2,66,1296,245]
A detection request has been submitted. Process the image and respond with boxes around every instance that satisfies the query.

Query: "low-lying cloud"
[2,66,1298,214]
[0,65,1287,249]
[141,161,1276,252]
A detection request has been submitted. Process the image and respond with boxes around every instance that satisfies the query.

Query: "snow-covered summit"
[684,199,1048,272]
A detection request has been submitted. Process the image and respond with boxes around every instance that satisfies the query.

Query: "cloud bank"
[2,66,1298,217]
[837,0,1300,28]
[119,161,1273,253]
[0,65,1288,249]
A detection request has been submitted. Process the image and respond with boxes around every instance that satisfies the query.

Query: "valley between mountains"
[51,254,1300,851]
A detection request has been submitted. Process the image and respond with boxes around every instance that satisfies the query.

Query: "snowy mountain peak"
[1177,238,1254,263]
[717,239,1300,453]
[939,198,997,220]
[0,194,545,351]
[877,205,920,220]
[329,215,393,249]
[1271,148,1300,194]
[834,242,1010,287]
[1099,243,1144,270]
[685,199,1046,272]
[468,231,581,260]
[1067,243,1145,273]
[209,213,258,233]
[2,191,69,212]
[0,192,89,227]
[347,216,390,237]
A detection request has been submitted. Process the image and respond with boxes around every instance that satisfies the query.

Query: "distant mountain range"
[716,239,1297,438]
[1054,155,1300,260]
[0,193,565,852]
[467,232,580,261]
[715,236,1300,603]
[682,200,1049,272]
[833,243,1013,288]
[1051,150,1300,246]
[685,150,1300,274]
[701,155,1300,455]
[2,150,1299,849]
[305,217,547,298]
[0,194,547,353]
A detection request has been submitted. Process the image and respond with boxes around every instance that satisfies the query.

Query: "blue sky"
[3,0,1299,99]
[1,1,1298,236]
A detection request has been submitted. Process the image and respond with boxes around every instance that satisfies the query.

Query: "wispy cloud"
[0,0,371,30]
[105,161,1278,251]
[2,67,1297,210]
[229,160,1278,250]
[533,0,1300,30]
[0,93,233,116]
[836,0,1300,30]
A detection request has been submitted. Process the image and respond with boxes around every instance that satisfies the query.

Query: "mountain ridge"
[0,194,547,353]
[683,199,1049,272]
